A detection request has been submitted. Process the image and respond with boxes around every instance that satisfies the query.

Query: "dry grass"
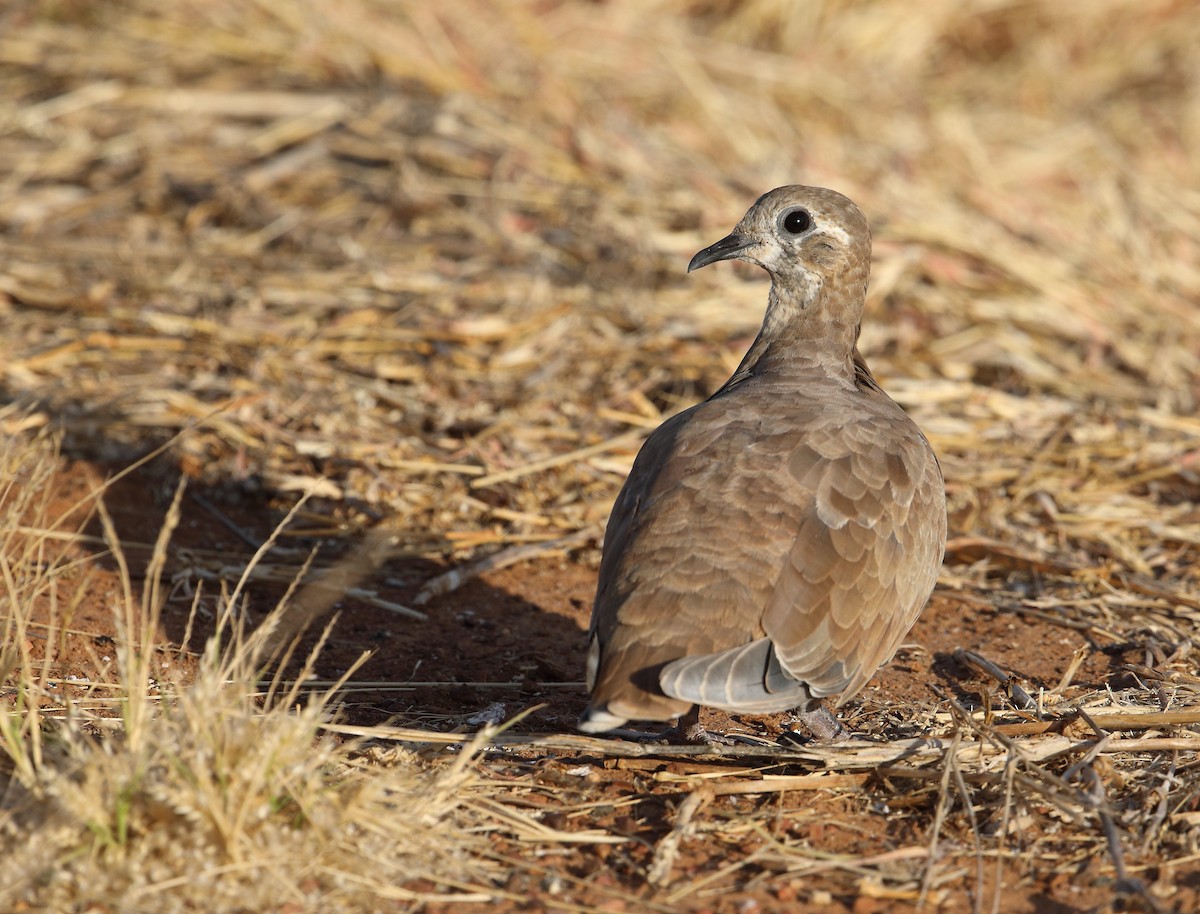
[0,430,532,912]
[2,0,1200,910]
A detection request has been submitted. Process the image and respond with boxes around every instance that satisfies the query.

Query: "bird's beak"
[687,232,756,273]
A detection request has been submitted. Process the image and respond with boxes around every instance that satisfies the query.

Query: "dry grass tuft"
[0,432,512,913]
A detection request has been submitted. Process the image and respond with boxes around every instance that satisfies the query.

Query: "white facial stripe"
[815,221,851,247]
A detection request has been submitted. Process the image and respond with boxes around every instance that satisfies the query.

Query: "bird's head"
[688,185,872,315]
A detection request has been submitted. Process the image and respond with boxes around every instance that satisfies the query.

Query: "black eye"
[782,209,812,234]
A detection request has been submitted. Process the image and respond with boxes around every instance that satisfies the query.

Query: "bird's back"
[582,358,945,730]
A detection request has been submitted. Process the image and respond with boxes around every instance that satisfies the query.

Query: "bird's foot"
[673,723,736,747]
[655,705,732,745]
[623,707,736,746]
[591,725,734,746]
[782,705,848,745]
[582,708,752,746]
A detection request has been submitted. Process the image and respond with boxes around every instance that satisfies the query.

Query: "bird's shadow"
[23,429,592,733]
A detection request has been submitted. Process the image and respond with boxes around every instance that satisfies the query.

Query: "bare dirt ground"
[4,2,1200,912]
[22,456,1195,913]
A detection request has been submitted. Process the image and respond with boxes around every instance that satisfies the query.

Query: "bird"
[578,185,947,740]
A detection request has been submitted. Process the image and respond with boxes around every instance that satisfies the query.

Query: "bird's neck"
[735,280,861,382]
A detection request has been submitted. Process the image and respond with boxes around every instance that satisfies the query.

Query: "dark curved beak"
[687,232,755,273]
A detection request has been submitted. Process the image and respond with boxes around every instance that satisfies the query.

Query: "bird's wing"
[587,400,804,698]
[761,409,946,703]
[594,406,788,609]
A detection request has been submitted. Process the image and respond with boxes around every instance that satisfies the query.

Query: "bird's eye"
[782,209,812,234]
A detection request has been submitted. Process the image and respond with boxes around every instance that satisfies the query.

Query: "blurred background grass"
[3,0,1198,569]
